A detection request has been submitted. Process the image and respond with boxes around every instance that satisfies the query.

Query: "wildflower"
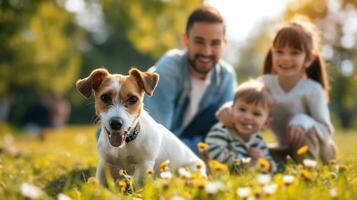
[196,178,206,189]
[286,155,293,163]
[282,175,294,185]
[300,169,312,180]
[146,168,154,176]
[236,187,251,198]
[20,182,43,199]
[87,177,98,185]
[303,159,317,169]
[257,174,271,185]
[337,165,348,173]
[205,181,224,194]
[178,168,191,179]
[297,145,309,155]
[329,188,337,198]
[241,157,251,165]
[330,172,337,180]
[258,158,270,172]
[196,162,203,170]
[171,195,186,200]
[57,193,72,200]
[118,180,127,192]
[160,171,173,179]
[210,160,228,172]
[197,142,208,152]
[263,184,278,195]
[160,160,170,172]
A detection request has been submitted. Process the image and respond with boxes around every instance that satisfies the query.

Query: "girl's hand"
[216,102,234,128]
[248,147,263,162]
[287,125,305,149]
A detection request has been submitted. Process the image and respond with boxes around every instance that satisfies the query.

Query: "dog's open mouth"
[104,127,126,147]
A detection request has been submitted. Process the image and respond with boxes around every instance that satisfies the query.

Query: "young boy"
[205,80,276,172]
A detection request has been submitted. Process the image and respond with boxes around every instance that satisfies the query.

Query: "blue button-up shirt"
[144,49,237,140]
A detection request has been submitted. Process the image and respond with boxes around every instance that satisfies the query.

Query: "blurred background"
[0,0,356,132]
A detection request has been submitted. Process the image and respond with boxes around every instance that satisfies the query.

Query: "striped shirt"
[205,123,276,172]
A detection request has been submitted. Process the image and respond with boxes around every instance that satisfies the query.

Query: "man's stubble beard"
[188,55,218,76]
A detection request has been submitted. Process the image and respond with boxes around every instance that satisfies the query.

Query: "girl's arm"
[289,83,334,143]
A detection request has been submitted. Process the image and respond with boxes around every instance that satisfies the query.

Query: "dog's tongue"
[109,132,125,147]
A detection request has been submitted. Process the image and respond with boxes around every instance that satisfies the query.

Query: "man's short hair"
[233,79,274,110]
[185,5,225,35]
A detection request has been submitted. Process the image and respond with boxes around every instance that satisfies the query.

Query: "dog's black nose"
[109,117,123,130]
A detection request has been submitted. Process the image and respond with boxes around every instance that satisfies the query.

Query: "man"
[144,5,237,155]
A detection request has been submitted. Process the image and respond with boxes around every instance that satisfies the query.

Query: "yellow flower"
[146,168,154,176]
[258,158,270,172]
[87,177,98,185]
[300,169,312,180]
[196,162,203,170]
[160,160,170,172]
[209,160,228,172]
[297,145,309,155]
[197,142,209,152]
[195,178,206,189]
[118,180,127,192]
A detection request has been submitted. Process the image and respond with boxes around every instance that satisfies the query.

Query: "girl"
[219,17,336,163]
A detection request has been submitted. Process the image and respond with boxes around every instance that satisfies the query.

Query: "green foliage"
[100,0,202,58]
[0,126,356,199]
[0,1,83,97]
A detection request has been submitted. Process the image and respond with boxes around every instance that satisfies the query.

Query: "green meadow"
[0,125,356,200]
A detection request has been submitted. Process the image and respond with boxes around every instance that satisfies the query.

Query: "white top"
[183,73,211,127]
[259,74,334,146]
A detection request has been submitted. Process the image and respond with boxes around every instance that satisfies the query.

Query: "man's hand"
[287,125,306,149]
[216,102,234,128]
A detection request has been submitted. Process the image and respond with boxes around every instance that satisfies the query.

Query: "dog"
[76,67,206,187]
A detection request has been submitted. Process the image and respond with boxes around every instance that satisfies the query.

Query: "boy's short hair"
[233,79,274,110]
[185,5,225,35]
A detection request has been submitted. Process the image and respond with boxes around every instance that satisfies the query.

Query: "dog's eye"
[100,94,112,104]
[127,96,138,105]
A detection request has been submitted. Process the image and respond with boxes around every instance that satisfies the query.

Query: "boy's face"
[232,99,270,139]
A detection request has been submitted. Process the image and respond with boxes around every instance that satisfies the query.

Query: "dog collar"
[125,123,140,143]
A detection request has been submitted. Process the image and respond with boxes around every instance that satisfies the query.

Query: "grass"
[0,124,356,200]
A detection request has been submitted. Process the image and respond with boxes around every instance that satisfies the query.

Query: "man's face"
[184,22,226,79]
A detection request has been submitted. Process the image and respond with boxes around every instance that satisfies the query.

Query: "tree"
[0,1,83,97]
[0,0,83,122]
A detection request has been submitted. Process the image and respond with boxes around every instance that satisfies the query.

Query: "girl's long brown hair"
[262,17,330,101]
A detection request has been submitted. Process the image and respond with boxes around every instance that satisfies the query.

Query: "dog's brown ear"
[129,67,159,96]
[76,68,109,98]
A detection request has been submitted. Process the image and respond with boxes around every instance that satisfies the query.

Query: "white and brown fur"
[76,68,206,187]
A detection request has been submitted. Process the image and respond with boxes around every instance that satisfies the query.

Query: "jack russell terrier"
[76,68,206,187]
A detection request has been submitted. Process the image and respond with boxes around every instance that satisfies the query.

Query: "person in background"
[23,93,70,135]
[144,5,237,155]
